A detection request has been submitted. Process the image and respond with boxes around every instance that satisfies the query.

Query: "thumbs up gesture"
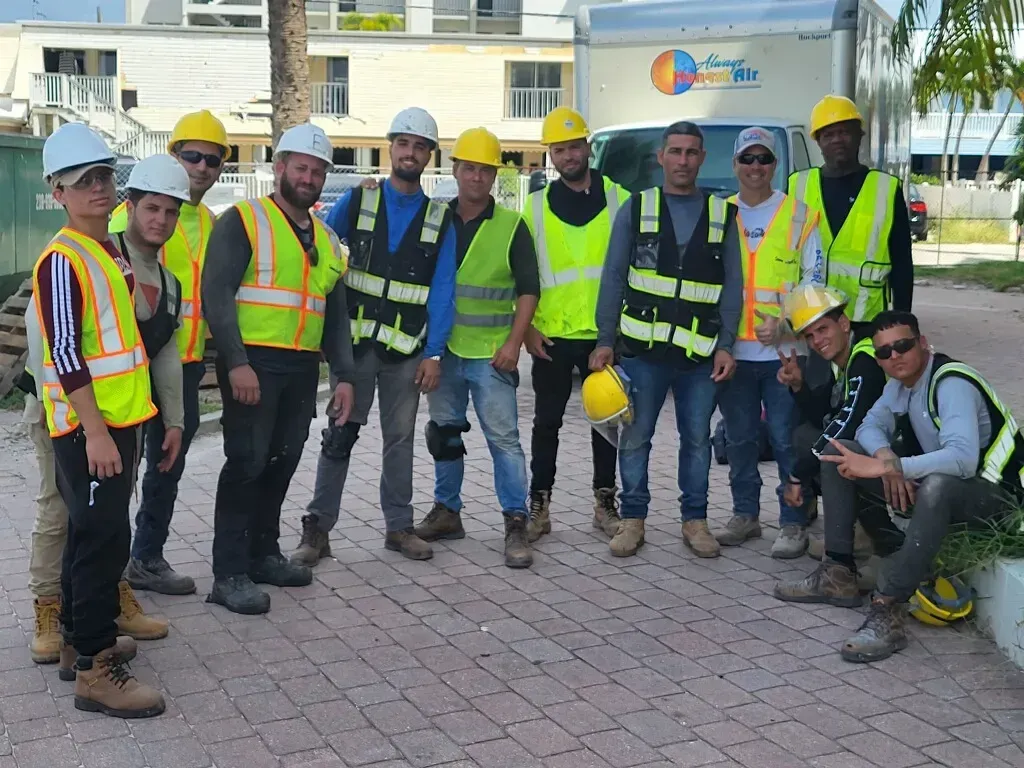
[776,348,803,391]
[753,309,782,346]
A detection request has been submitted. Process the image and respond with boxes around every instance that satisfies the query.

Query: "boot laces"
[505,516,526,544]
[423,503,448,526]
[597,489,619,515]
[860,600,894,636]
[529,493,546,519]
[35,602,60,634]
[103,654,135,690]
[299,516,320,547]
[119,583,144,619]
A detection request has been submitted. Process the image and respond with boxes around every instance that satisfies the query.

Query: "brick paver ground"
[0,283,1023,768]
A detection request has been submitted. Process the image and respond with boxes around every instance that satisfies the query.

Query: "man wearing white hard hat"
[293,106,457,565]
[29,122,166,718]
[202,122,355,615]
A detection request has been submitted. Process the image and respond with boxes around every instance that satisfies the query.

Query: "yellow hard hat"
[167,109,230,157]
[582,365,633,425]
[451,127,502,167]
[810,95,864,138]
[541,106,589,146]
[783,284,849,333]
[909,576,974,626]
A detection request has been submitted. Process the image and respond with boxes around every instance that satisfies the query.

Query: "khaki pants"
[25,396,68,598]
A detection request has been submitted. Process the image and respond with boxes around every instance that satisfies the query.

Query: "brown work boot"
[384,529,433,560]
[414,502,466,542]
[715,515,762,546]
[609,518,645,557]
[503,514,533,569]
[774,561,863,607]
[526,490,551,543]
[74,643,165,718]
[592,487,621,538]
[291,514,332,566]
[808,522,874,561]
[840,595,909,663]
[115,582,169,641]
[60,635,138,682]
[31,597,62,664]
[682,520,721,558]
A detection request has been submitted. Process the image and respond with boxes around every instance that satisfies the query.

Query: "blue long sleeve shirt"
[325,180,457,359]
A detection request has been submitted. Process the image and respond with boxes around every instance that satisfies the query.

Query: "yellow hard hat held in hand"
[582,364,633,446]
[783,284,849,334]
[810,95,864,138]
[541,106,590,146]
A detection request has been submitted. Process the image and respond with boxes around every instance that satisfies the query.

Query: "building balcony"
[434,0,521,17]
[912,111,1023,143]
[337,0,406,14]
[31,73,119,109]
[311,82,349,117]
[504,87,564,120]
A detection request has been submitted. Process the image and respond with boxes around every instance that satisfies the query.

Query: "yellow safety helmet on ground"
[167,109,230,157]
[451,127,502,167]
[908,576,975,626]
[783,284,849,334]
[582,365,633,445]
[809,95,864,138]
[541,106,590,146]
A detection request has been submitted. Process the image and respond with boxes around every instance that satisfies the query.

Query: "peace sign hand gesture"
[776,348,803,391]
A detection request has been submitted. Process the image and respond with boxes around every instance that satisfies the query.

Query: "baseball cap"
[734,127,776,158]
[52,161,116,189]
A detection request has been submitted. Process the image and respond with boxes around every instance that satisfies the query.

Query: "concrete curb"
[193,382,334,438]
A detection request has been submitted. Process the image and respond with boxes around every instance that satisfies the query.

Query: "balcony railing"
[311,82,349,117]
[504,87,564,120]
[338,0,406,13]
[30,73,147,145]
[434,0,521,17]
[912,111,1023,142]
[31,73,119,111]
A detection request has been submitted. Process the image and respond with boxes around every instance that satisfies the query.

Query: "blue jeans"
[717,358,806,526]
[428,355,528,517]
[133,360,205,561]
[618,355,718,521]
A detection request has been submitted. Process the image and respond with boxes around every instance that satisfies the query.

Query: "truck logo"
[651,49,761,95]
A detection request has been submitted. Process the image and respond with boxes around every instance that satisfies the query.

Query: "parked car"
[908,183,928,241]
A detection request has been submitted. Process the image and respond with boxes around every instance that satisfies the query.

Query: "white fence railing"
[30,72,148,146]
[114,131,173,159]
[311,82,349,116]
[504,87,565,120]
[912,111,1023,142]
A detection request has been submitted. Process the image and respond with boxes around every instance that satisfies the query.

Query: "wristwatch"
[428,355,442,362]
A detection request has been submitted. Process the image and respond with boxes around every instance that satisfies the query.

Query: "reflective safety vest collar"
[830,335,877,400]
[33,228,156,438]
[789,168,897,323]
[235,196,347,353]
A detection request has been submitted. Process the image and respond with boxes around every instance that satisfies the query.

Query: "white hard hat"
[42,122,116,183]
[274,123,334,167]
[388,107,439,147]
[126,153,191,202]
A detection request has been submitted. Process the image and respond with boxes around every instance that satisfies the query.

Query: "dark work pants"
[53,424,138,657]
[792,421,823,497]
[530,338,617,493]
[211,356,318,578]
[133,360,205,561]
[820,438,1012,600]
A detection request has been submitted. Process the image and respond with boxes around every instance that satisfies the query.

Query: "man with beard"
[520,106,630,543]
[291,106,457,565]
[109,110,228,597]
[788,96,913,334]
[201,123,355,615]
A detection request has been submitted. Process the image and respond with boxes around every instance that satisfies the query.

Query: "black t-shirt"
[545,170,610,227]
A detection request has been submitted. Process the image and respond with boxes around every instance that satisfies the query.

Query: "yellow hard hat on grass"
[451,127,502,167]
[908,576,974,626]
[810,95,864,138]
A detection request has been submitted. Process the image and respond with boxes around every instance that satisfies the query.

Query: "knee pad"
[321,421,361,461]
[425,420,471,461]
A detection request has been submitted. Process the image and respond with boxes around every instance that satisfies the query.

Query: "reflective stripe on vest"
[235,197,347,352]
[830,336,878,400]
[33,229,156,437]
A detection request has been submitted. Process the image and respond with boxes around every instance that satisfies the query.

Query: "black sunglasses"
[737,153,775,166]
[875,336,919,360]
[178,150,223,168]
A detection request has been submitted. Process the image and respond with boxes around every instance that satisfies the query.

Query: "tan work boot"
[290,514,332,566]
[609,518,644,557]
[592,487,621,538]
[60,635,138,681]
[503,514,533,569]
[74,643,165,718]
[414,502,466,542]
[841,595,909,663]
[115,582,169,641]
[808,521,874,560]
[526,490,551,543]
[31,597,62,664]
[384,529,433,560]
[774,561,863,607]
[715,515,762,546]
[682,520,721,558]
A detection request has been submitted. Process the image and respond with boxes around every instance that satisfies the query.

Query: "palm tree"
[267,0,311,146]
[976,62,1024,184]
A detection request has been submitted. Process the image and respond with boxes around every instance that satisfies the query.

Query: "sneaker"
[207,575,271,615]
[840,595,909,663]
[526,490,551,543]
[384,529,434,561]
[592,487,621,538]
[715,515,762,546]
[290,514,332,567]
[771,525,809,559]
[59,635,137,682]
[503,514,533,569]
[250,554,313,587]
[31,598,62,664]
[124,556,196,596]
[115,582,169,641]
[682,520,721,558]
[773,561,862,607]
[414,502,466,543]
[74,643,165,718]
[609,518,645,558]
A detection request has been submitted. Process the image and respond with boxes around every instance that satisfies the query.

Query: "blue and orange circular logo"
[651,49,698,95]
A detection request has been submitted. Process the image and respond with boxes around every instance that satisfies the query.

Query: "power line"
[303,1,575,20]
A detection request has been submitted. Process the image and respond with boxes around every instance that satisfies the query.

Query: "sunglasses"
[178,150,223,168]
[737,153,775,166]
[65,167,115,190]
[875,336,918,360]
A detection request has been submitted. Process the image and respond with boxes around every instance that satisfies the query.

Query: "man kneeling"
[775,310,1022,663]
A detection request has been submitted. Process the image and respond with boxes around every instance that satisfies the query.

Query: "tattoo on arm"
[882,454,903,475]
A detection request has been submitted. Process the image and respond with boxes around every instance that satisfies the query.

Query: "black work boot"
[206,575,271,615]
[290,515,332,567]
[384,529,434,560]
[504,514,533,569]
[526,490,551,542]
[124,557,197,596]
[250,554,313,587]
[840,594,909,663]
[414,502,466,542]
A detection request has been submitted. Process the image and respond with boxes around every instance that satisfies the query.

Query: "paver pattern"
[0,284,1023,768]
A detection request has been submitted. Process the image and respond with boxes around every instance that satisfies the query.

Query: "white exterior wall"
[0,26,21,95]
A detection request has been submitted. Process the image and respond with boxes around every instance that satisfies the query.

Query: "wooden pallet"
[0,278,33,402]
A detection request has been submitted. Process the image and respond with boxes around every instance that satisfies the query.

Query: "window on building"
[506,62,563,119]
[98,51,118,77]
[509,62,561,90]
[333,147,356,167]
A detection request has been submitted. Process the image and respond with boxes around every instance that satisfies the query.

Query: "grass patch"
[936,505,1024,579]
[931,218,1010,245]
[0,387,25,411]
[915,260,1024,291]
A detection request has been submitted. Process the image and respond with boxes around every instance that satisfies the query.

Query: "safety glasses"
[66,167,115,190]
[737,153,775,166]
[875,336,918,360]
[178,150,223,168]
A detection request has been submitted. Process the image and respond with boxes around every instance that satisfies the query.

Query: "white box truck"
[573,0,913,195]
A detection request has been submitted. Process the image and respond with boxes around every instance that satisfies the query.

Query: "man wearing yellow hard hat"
[408,127,541,569]
[788,95,913,332]
[521,105,630,543]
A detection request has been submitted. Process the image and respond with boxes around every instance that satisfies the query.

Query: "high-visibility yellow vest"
[32,229,156,438]
[727,193,817,342]
[788,168,898,323]
[448,204,522,360]
[522,175,630,340]
[234,197,347,352]
[831,336,878,401]
[109,199,215,363]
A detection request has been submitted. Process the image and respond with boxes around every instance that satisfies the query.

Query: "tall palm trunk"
[267,0,310,147]
[940,100,956,184]
[951,110,969,182]
[977,98,1018,185]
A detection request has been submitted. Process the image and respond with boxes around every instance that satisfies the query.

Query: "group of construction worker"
[18,89,1024,722]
